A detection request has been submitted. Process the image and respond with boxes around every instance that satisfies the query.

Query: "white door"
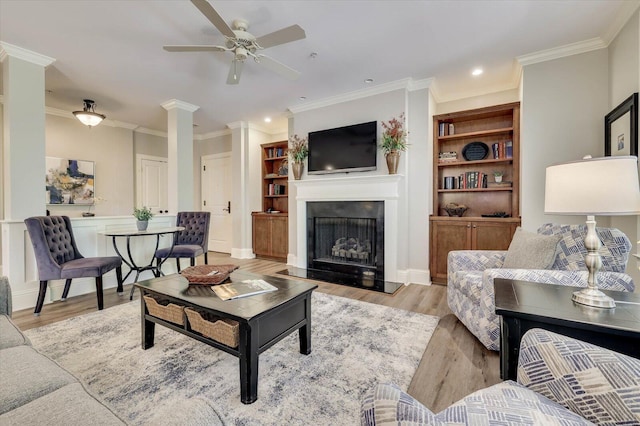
[202,153,232,253]
[137,155,168,214]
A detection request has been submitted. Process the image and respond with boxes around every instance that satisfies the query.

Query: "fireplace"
[306,201,385,285]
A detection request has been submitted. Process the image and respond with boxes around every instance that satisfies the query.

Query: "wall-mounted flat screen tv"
[308,121,377,175]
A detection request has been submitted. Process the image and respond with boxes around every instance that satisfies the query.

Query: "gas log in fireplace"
[306,201,384,286]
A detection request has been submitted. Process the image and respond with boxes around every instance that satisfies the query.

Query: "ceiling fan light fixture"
[73,99,106,127]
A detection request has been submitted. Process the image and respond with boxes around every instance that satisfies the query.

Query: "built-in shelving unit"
[252,140,288,261]
[429,102,521,284]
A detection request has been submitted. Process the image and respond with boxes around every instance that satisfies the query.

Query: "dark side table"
[494,278,640,380]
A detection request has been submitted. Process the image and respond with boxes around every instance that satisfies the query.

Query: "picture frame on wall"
[45,157,95,205]
[605,92,638,158]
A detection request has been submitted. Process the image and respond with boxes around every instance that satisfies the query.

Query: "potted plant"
[493,171,504,183]
[133,206,153,231]
[289,134,309,180]
[380,113,408,174]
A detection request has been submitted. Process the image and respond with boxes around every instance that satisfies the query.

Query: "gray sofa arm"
[518,328,640,424]
[0,276,12,317]
[360,383,441,426]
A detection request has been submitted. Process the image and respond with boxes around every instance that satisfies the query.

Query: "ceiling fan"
[164,0,306,85]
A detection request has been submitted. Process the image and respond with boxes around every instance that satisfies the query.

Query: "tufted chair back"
[537,223,631,273]
[24,216,83,281]
[176,212,211,251]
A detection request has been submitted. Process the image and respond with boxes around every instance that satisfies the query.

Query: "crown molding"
[226,121,248,130]
[517,37,607,66]
[194,128,232,141]
[160,99,199,112]
[289,78,431,114]
[134,127,167,137]
[0,41,55,67]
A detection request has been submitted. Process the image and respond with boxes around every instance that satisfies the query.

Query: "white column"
[161,99,199,213]
[228,121,254,258]
[1,42,55,220]
[0,42,55,293]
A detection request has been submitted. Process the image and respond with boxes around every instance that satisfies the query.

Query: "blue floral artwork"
[46,157,95,205]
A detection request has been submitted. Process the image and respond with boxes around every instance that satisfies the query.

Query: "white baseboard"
[398,268,431,285]
[287,253,298,267]
[231,248,256,259]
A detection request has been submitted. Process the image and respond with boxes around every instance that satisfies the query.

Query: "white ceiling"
[0,0,637,135]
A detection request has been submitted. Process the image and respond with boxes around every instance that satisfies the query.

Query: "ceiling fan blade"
[163,45,227,52]
[256,25,306,49]
[256,55,300,80]
[190,0,235,38]
[227,60,244,85]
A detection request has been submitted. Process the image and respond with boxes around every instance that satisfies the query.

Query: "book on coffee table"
[212,279,278,300]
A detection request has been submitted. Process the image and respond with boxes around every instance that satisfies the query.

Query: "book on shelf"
[505,141,513,158]
[438,122,455,137]
[212,279,278,301]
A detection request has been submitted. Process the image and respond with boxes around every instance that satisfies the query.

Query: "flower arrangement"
[133,206,153,221]
[288,134,309,163]
[380,113,408,154]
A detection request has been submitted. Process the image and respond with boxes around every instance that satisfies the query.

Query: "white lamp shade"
[545,156,640,215]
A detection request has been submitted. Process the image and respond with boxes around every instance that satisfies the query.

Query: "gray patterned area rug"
[25,291,438,425]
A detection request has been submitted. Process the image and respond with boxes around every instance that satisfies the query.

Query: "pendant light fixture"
[73,99,106,127]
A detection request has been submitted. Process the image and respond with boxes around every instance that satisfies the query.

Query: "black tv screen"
[308,121,377,175]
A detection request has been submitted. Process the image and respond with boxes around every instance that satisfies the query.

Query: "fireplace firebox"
[307,201,384,285]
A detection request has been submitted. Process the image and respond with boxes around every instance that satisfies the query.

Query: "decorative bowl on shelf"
[444,203,468,217]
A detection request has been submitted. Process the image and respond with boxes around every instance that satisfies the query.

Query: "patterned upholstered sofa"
[361,328,640,425]
[447,223,634,351]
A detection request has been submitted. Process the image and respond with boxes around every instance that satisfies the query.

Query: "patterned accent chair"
[361,329,640,425]
[447,223,634,351]
[154,211,211,273]
[24,216,123,316]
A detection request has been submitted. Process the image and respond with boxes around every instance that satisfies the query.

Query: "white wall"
[45,115,135,217]
[436,89,520,114]
[521,49,609,231]
[608,9,640,283]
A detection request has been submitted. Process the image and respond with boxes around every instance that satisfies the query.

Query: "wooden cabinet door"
[430,220,471,284]
[270,216,288,259]
[472,221,517,250]
[252,215,271,256]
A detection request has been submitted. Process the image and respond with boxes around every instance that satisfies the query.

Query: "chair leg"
[115,267,124,295]
[204,252,208,265]
[95,277,104,310]
[176,258,181,273]
[190,257,195,267]
[34,280,48,316]
[61,279,72,300]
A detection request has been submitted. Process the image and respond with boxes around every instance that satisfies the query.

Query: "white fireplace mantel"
[293,174,405,283]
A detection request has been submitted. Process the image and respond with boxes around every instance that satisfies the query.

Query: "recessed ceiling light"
[309,52,318,59]
[264,117,272,123]
[472,68,483,76]
[364,78,374,84]
[299,96,307,101]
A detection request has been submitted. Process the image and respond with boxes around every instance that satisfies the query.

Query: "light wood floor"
[11,252,500,413]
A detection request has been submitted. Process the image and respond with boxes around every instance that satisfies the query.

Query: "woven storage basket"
[184,307,239,348]
[180,264,239,285]
[143,295,185,325]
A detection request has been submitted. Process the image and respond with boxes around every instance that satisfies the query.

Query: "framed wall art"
[46,157,95,205]
[605,92,638,158]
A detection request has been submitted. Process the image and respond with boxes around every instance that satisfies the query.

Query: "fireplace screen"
[313,217,376,266]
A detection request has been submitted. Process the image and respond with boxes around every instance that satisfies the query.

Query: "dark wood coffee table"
[494,278,640,380]
[134,270,317,404]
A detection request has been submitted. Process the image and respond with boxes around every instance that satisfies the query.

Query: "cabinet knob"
[473,225,477,228]
[467,224,471,228]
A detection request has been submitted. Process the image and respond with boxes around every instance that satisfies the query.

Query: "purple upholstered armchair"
[24,216,123,316]
[154,211,211,273]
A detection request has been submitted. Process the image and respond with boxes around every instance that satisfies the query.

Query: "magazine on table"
[212,279,278,300]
